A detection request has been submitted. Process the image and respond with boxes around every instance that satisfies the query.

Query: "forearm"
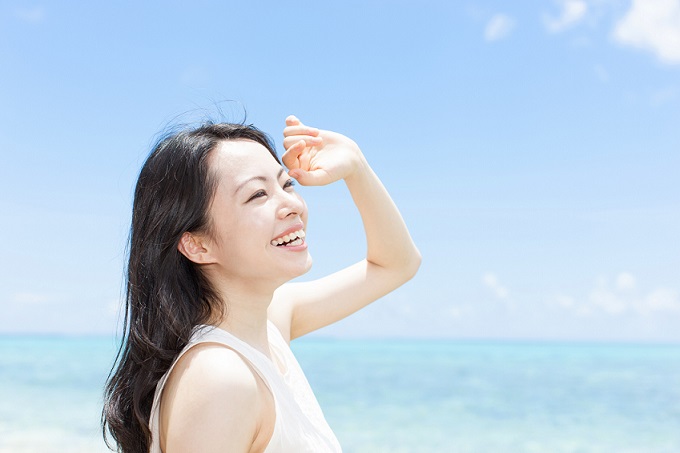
[344,156,421,275]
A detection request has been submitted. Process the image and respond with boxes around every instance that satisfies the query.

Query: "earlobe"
[177,232,214,264]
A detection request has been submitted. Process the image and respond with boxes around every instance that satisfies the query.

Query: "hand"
[282,115,364,186]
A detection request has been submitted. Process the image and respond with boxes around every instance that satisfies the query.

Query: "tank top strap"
[189,324,284,384]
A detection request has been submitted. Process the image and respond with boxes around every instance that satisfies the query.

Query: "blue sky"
[1,0,678,341]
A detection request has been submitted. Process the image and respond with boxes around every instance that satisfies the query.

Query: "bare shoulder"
[160,343,260,452]
[171,342,259,389]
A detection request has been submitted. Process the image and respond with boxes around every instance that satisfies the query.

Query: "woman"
[103,115,421,452]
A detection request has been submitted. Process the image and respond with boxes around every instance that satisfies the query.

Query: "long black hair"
[103,122,279,453]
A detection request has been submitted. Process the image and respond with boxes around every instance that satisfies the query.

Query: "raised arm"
[269,116,421,340]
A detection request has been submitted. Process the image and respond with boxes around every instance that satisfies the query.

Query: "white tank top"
[148,320,342,452]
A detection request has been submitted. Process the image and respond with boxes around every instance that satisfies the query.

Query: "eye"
[284,179,296,190]
[247,190,267,202]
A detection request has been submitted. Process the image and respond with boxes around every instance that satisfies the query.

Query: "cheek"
[209,210,254,253]
[297,194,309,224]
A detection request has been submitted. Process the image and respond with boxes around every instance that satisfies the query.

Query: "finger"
[288,168,331,186]
[298,146,313,170]
[281,140,305,170]
[285,115,301,127]
[283,125,320,137]
[283,135,322,149]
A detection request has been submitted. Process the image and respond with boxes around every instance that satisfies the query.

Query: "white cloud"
[613,0,680,64]
[555,294,576,308]
[589,277,628,314]
[639,288,680,314]
[651,86,680,106]
[553,294,593,316]
[483,272,509,299]
[544,0,588,33]
[15,7,46,24]
[616,272,636,290]
[11,292,51,305]
[448,306,463,319]
[556,273,680,316]
[484,14,516,41]
[594,64,609,82]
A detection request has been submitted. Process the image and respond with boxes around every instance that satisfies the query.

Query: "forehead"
[210,140,281,184]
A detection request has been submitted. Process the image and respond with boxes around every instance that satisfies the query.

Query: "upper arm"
[269,258,420,341]
[160,344,260,453]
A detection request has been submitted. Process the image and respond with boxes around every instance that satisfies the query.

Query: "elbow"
[368,246,422,283]
[401,248,422,282]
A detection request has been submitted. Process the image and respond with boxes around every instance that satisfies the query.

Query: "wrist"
[344,153,370,185]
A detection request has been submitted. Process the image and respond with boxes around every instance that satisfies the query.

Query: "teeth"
[270,229,305,246]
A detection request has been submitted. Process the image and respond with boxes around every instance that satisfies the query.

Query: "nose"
[276,188,306,220]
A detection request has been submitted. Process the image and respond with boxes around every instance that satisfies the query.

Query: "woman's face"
[203,139,312,286]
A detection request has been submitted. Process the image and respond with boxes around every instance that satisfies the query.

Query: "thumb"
[289,168,331,186]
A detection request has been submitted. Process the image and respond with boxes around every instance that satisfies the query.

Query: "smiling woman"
[102,115,421,453]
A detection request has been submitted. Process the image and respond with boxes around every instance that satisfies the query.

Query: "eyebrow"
[234,167,285,195]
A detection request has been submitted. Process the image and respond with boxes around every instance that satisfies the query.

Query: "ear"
[177,232,215,265]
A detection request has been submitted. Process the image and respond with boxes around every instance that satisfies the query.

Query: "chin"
[297,254,313,276]
[287,253,313,281]
[303,254,313,274]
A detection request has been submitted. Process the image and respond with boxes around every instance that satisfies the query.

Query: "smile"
[270,229,306,247]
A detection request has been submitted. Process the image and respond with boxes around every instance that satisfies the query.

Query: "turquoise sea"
[1,336,679,453]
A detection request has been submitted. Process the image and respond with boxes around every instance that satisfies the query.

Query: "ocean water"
[1,336,679,453]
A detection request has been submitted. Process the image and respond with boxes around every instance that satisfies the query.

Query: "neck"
[210,276,279,357]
